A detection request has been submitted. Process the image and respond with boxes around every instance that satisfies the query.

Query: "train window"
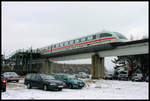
[93,35,96,39]
[75,39,80,44]
[56,44,59,48]
[48,46,50,49]
[100,33,112,38]
[96,34,100,39]
[60,43,64,47]
[87,36,93,41]
[68,41,70,45]
[81,37,86,42]
[53,44,56,48]
[70,40,74,44]
[115,32,127,39]
[64,41,69,46]
[52,45,54,49]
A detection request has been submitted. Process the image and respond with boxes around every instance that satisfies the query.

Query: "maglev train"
[38,32,128,57]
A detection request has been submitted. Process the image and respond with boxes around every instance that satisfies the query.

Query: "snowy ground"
[1,78,149,100]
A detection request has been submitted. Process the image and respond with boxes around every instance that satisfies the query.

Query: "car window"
[55,75,62,80]
[119,71,127,74]
[34,74,39,81]
[63,75,68,79]
[37,75,42,80]
[3,72,9,75]
[30,74,36,80]
[41,74,55,80]
[67,75,76,80]
[26,74,32,79]
[10,72,18,76]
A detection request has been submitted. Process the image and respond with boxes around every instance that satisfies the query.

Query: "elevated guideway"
[47,39,148,61]
[5,39,148,79]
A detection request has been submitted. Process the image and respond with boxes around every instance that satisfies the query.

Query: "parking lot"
[1,78,149,100]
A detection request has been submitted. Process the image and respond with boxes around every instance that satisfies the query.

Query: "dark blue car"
[54,74,85,89]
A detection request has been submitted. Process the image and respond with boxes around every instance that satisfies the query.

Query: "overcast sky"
[2,1,148,71]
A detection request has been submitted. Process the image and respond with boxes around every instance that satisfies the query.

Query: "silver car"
[131,73,143,82]
[2,72,20,82]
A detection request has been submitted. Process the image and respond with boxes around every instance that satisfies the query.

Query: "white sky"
[2,2,148,70]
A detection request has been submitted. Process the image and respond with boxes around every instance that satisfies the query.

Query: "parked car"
[54,74,85,89]
[118,71,128,80]
[1,74,6,92]
[24,73,65,91]
[75,72,89,79]
[104,73,113,80]
[2,72,20,82]
[131,73,143,82]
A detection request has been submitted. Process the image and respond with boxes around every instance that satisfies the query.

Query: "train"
[37,32,128,57]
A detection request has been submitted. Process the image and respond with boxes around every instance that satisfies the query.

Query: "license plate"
[58,86,63,88]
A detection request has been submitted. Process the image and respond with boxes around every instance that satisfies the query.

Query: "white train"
[38,32,128,57]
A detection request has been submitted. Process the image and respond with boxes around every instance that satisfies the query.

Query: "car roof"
[55,73,72,76]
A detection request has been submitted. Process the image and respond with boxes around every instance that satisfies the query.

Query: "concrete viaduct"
[32,39,148,79]
[6,39,148,79]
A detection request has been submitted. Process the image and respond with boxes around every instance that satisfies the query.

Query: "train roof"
[40,31,117,49]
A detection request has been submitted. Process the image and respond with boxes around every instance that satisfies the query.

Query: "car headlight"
[50,82,56,85]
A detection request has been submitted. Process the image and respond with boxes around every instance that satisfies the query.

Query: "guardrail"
[5,48,40,59]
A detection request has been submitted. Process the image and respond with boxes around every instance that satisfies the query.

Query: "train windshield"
[114,32,127,39]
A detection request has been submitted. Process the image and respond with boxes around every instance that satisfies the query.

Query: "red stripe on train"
[40,37,116,54]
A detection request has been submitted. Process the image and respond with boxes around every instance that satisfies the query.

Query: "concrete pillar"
[49,62,53,75]
[42,61,49,74]
[91,54,105,79]
[42,60,53,75]
[99,57,105,78]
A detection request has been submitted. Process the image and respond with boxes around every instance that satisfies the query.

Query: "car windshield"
[41,75,55,80]
[120,72,127,74]
[67,75,77,80]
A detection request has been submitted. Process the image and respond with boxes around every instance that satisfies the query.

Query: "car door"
[35,75,43,88]
[30,74,37,87]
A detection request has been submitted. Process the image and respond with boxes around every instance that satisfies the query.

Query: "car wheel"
[27,83,32,89]
[68,83,73,89]
[43,85,48,91]
[16,80,19,83]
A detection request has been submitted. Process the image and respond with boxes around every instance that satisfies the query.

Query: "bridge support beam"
[91,54,105,79]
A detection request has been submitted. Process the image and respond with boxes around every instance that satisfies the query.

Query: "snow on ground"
[1,78,149,100]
